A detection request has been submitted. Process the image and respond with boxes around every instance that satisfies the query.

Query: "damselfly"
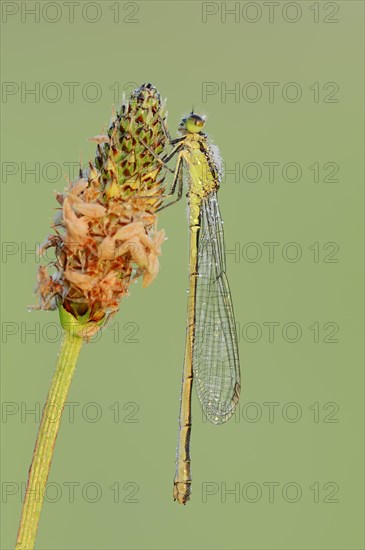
[159,113,241,504]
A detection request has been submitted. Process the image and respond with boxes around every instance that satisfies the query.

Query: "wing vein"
[193,192,241,424]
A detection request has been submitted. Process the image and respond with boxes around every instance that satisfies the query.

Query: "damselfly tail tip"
[173,482,191,504]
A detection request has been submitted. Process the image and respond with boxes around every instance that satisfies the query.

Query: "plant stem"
[16,330,83,550]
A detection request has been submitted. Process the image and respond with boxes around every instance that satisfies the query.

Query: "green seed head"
[34,83,167,338]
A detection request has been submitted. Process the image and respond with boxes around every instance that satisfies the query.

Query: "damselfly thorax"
[179,136,220,226]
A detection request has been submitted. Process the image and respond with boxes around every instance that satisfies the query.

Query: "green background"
[1,1,364,548]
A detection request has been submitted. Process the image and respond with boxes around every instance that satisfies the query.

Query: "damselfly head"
[179,113,206,134]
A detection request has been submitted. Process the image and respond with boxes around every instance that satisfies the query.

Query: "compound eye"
[186,114,206,133]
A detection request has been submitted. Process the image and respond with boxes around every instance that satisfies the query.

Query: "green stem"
[15,330,83,550]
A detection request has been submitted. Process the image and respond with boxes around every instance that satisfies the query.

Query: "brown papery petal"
[64,270,95,292]
[74,202,106,218]
[88,135,110,144]
[142,256,159,288]
[63,198,89,244]
[99,236,116,260]
[114,221,144,241]
[116,237,148,269]
[71,178,89,196]
[139,232,154,251]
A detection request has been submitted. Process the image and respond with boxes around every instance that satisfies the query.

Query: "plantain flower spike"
[35,83,168,338]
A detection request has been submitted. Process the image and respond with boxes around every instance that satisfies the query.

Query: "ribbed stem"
[15,330,83,550]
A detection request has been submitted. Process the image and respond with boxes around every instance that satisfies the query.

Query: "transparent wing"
[193,191,241,424]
